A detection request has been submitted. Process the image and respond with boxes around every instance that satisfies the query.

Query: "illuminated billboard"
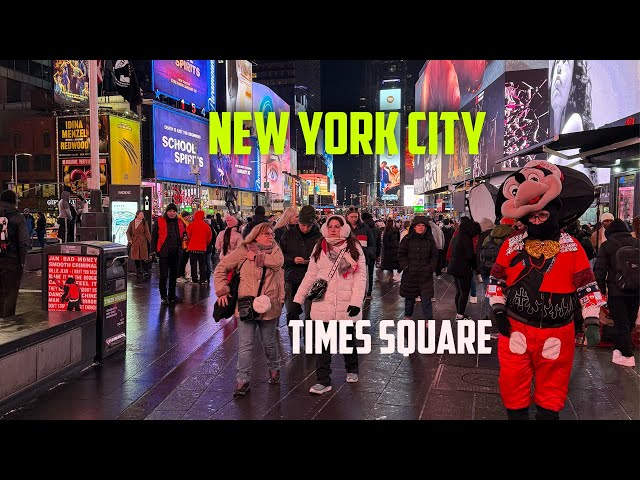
[211,137,260,192]
[252,82,291,197]
[152,104,210,186]
[379,88,401,111]
[379,112,402,201]
[226,60,253,129]
[152,60,209,108]
[109,115,141,185]
[53,60,89,107]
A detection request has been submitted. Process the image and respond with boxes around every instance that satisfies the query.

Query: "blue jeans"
[404,297,433,319]
[480,274,490,319]
[236,318,281,383]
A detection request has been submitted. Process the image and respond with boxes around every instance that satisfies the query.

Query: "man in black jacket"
[242,205,270,239]
[361,212,381,299]
[594,218,639,367]
[346,207,375,297]
[0,190,30,319]
[280,205,322,325]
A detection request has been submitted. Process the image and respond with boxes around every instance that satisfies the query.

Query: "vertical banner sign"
[109,116,141,184]
[47,255,98,311]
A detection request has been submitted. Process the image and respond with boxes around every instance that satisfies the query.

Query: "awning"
[496,124,640,168]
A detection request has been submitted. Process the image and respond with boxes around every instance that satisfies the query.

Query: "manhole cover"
[434,364,500,394]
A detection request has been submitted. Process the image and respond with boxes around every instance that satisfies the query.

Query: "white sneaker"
[309,384,332,394]
[176,277,188,283]
[346,373,359,383]
[469,296,478,304]
[416,296,421,302]
[612,350,636,367]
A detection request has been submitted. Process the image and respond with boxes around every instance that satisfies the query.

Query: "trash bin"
[43,241,128,361]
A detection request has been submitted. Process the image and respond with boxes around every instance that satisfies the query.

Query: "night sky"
[321,60,365,204]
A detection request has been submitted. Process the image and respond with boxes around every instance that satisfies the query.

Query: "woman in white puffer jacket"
[292,214,367,395]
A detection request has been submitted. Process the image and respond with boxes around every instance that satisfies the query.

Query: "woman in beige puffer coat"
[214,222,284,398]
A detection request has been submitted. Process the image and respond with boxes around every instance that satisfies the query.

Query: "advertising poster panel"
[109,115,141,185]
[379,113,402,201]
[152,60,209,108]
[47,255,98,312]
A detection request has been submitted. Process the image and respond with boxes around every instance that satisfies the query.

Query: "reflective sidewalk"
[4,268,639,420]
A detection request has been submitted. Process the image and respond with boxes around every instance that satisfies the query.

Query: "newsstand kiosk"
[43,241,129,361]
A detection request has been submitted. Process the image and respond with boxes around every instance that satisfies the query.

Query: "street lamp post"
[11,152,32,196]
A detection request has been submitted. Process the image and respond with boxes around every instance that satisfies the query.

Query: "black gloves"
[584,318,601,347]
[289,302,303,319]
[490,305,510,337]
[347,305,360,317]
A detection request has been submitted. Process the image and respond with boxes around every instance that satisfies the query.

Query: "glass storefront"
[616,173,636,225]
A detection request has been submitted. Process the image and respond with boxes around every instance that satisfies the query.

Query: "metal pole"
[88,60,100,192]
[12,153,17,192]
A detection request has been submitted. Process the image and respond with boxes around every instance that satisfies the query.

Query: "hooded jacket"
[363,217,381,259]
[398,216,438,298]
[243,214,270,239]
[0,200,29,266]
[187,211,213,252]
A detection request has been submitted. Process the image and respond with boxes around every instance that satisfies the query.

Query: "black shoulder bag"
[237,266,268,322]
[307,248,347,302]
[213,259,246,322]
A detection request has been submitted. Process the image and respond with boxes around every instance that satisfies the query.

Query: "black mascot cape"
[487,159,604,420]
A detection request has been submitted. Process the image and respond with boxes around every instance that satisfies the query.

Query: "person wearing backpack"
[0,190,30,319]
[478,218,513,320]
[594,218,639,367]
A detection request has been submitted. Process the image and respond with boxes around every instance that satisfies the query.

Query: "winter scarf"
[246,240,275,268]
[321,238,358,278]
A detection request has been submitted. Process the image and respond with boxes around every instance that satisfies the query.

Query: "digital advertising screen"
[404,127,414,184]
[152,104,211,186]
[379,88,401,111]
[503,69,549,170]
[211,137,260,192]
[109,115,141,185]
[53,60,89,107]
[424,132,443,192]
[252,82,291,197]
[468,75,505,178]
[226,60,253,129]
[413,152,425,195]
[47,255,98,312]
[111,201,138,246]
[546,60,638,184]
[415,60,505,144]
[152,60,209,108]
[379,113,402,201]
[57,115,109,158]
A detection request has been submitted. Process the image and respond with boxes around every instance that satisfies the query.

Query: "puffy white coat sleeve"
[293,253,320,305]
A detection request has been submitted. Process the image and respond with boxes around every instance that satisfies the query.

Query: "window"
[43,131,51,148]
[7,78,21,103]
[14,60,29,74]
[34,155,51,171]
[0,156,11,172]
[17,155,30,172]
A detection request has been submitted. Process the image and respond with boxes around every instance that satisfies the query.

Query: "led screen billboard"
[503,69,550,170]
[226,60,253,129]
[53,60,89,107]
[211,137,260,192]
[379,88,401,110]
[152,60,209,108]
[252,82,291,197]
[152,104,210,186]
[379,113,402,201]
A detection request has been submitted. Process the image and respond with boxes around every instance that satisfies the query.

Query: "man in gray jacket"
[0,190,30,319]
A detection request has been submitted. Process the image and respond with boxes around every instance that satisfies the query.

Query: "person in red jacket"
[187,210,213,285]
[151,203,186,305]
[488,160,603,420]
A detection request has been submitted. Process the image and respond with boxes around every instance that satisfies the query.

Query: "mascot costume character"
[487,159,604,420]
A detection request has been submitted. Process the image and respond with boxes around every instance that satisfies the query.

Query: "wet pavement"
[3,267,639,420]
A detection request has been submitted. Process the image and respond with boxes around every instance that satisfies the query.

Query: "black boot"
[506,407,530,420]
[136,268,143,277]
[535,404,559,420]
